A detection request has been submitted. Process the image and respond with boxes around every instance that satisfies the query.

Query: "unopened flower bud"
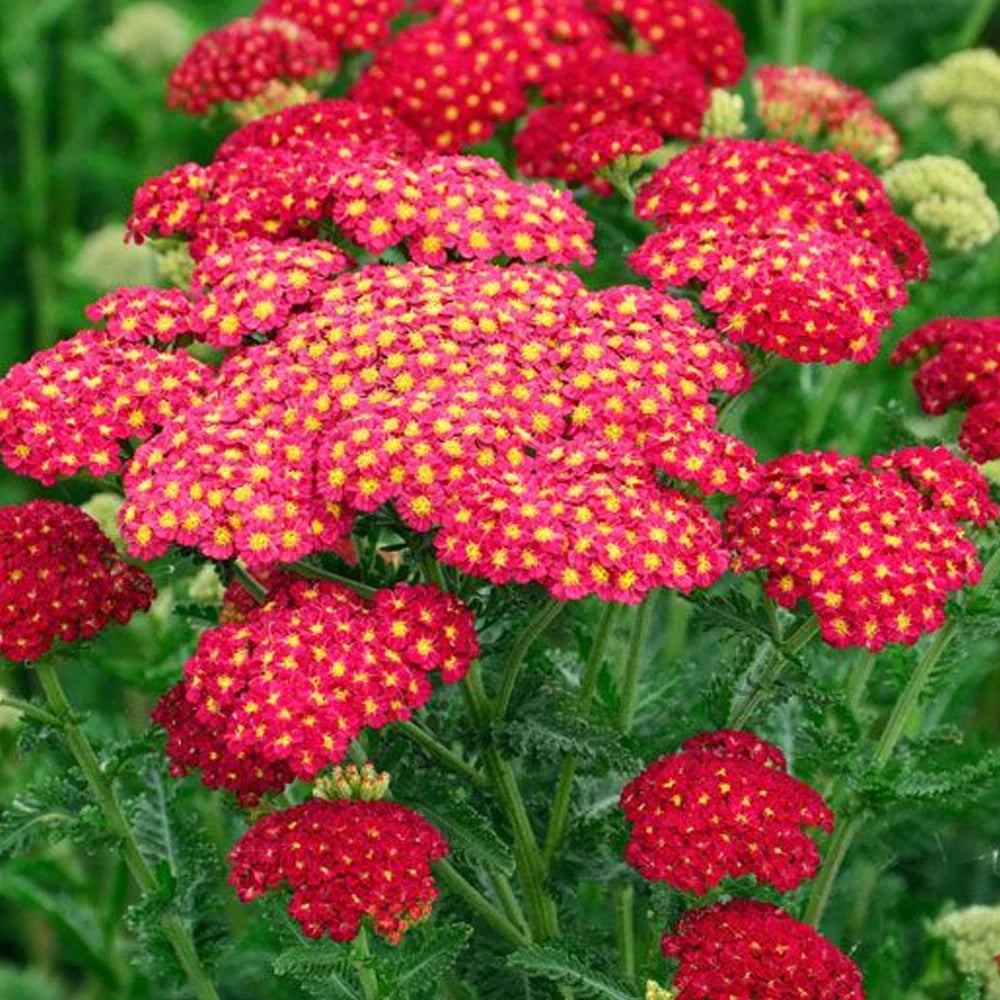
[315,762,391,802]
[701,89,746,138]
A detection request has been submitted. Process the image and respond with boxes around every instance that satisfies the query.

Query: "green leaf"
[508,945,637,999]
[382,924,471,999]
[273,943,361,1000]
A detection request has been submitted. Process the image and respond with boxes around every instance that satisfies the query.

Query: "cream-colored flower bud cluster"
[701,89,747,139]
[932,905,1000,1000]
[314,763,392,802]
[920,49,1000,154]
[645,981,674,1000]
[69,224,157,291]
[883,155,999,252]
[103,2,192,72]
[231,80,320,125]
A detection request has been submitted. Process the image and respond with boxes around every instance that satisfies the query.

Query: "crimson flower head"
[892,316,1000,462]
[228,798,448,942]
[255,0,404,51]
[620,729,833,894]
[167,16,337,115]
[662,899,865,1000]
[86,287,194,344]
[0,330,210,485]
[0,501,155,662]
[726,448,997,649]
[156,579,478,792]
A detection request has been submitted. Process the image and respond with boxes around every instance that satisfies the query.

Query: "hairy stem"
[230,562,269,603]
[435,860,532,948]
[290,560,377,598]
[34,660,220,1000]
[353,925,380,1000]
[397,720,486,787]
[617,599,653,732]
[845,651,876,716]
[494,598,565,720]
[615,884,636,982]
[954,0,997,48]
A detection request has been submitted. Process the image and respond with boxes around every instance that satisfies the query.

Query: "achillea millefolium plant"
[1,1,1000,998]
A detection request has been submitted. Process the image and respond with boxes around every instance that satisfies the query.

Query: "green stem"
[353,925,380,1000]
[802,814,863,927]
[757,0,778,51]
[435,860,532,948]
[615,885,636,982]
[33,660,220,1000]
[578,603,619,711]
[0,696,60,727]
[230,562,268,603]
[617,599,653,733]
[397,720,486,787]
[800,365,851,449]
[493,599,565,720]
[954,0,998,48]
[488,870,530,939]
[778,0,805,64]
[290,560,377,598]
[728,617,819,728]
[845,651,876,716]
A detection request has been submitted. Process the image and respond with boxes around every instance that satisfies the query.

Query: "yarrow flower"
[0,501,154,661]
[0,330,210,484]
[620,729,833,893]
[255,0,405,51]
[120,262,754,602]
[726,448,997,649]
[919,48,1000,155]
[154,579,477,796]
[630,139,928,363]
[932,905,1000,1000]
[572,124,662,180]
[167,17,337,115]
[754,65,901,167]
[228,798,448,942]
[661,899,865,1000]
[883,156,999,254]
[892,316,1000,462]
[86,286,194,344]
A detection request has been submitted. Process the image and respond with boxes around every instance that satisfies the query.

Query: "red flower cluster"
[662,899,865,1000]
[167,17,337,115]
[228,798,448,942]
[754,65,901,167]
[86,287,193,344]
[892,317,1000,462]
[726,448,996,649]
[155,579,477,794]
[128,143,594,267]
[571,123,662,177]
[120,262,754,602]
[620,729,833,893]
[630,139,928,363]
[0,501,154,662]
[256,0,405,51]
[0,330,210,485]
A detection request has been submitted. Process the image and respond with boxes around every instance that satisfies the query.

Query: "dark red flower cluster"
[620,729,833,893]
[726,448,996,649]
[255,0,405,51]
[754,65,901,167]
[571,123,663,178]
[630,139,929,363]
[155,579,478,794]
[167,17,337,115]
[892,317,1000,462]
[662,899,865,1000]
[0,331,210,485]
[120,262,754,602]
[228,798,448,942]
[0,501,155,661]
[128,144,594,266]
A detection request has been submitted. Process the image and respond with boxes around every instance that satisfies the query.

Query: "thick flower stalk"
[726,447,996,649]
[893,316,1000,462]
[620,730,833,893]
[228,798,449,942]
[661,899,865,1000]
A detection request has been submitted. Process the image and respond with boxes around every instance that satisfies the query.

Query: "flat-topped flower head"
[754,65,900,166]
[0,501,155,662]
[620,729,833,893]
[726,448,997,649]
[120,262,754,601]
[893,317,1000,462]
[167,16,337,115]
[228,798,448,942]
[163,579,477,788]
[86,286,194,344]
[0,330,210,485]
[255,0,404,51]
[662,899,865,1000]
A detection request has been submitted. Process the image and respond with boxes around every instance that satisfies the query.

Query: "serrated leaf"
[501,710,641,771]
[406,790,514,875]
[383,925,471,999]
[273,944,361,1000]
[508,945,637,1000]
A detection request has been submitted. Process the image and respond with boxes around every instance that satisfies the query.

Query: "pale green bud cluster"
[645,981,674,1000]
[68,224,157,291]
[188,565,225,606]
[920,49,1000,154]
[103,2,192,72]
[81,492,125,549]
[932,905,1000,1000]
[154,240,196,290]
[701,89,747,139]
[314,763,392,802]
[883,155,999,253]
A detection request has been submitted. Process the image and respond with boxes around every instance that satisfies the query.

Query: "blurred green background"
[0,1,999,997]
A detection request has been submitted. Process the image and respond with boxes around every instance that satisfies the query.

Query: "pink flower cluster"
[0,501,154,661]
[154,579,478,798]
[726,447,996,649]
[228,798,448,942]
[620,729,833,893]
[630,139,929,363]
[892,316,1000,462]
